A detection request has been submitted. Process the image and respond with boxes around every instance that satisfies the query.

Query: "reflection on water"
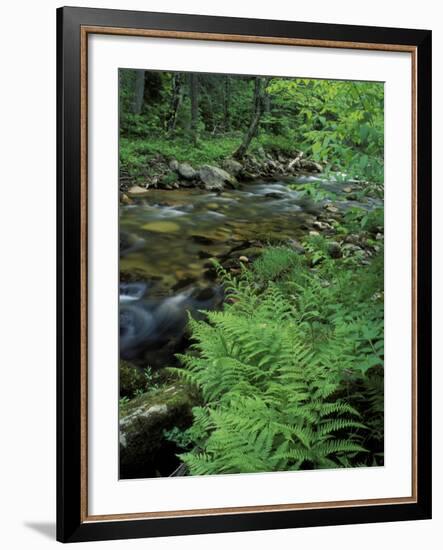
[119,178,380,363]
[120,181,314,292]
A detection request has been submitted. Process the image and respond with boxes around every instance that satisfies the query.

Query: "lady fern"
[170,249,384,474]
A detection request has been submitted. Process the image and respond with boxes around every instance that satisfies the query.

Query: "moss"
[159,171,179,185]
[119,361,145,398]
[119,381,198,478]
[123,381,197,415]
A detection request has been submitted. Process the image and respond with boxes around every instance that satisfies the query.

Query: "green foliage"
[119,362,162,399]
[119,361,146,398]
[120,136,240,180]
[119,395,130,413]
[163,426,194,449]
[252,246,301,282]
[293,181,338,202]
[267,78,384,182]
[343,207,384,234]
[119,70,384,183]
[170,244,384,475]
[159,171,179,186]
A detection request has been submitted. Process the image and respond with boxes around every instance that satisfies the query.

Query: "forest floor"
[119,136,331,197]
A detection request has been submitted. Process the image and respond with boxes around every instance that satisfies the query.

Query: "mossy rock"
[119,382,197,478]
[120,361,146,398]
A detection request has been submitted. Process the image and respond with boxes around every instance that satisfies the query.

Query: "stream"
[119,177,380,367]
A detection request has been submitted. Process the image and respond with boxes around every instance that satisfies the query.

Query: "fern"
[168,243,383,475]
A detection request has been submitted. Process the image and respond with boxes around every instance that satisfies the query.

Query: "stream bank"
[119,158,383,479]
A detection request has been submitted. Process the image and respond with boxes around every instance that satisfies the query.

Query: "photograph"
[118,69,385,480]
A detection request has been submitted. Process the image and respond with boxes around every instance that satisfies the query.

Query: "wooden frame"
[57,6,432,542]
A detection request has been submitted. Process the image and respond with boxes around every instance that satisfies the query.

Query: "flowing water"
[119,178,380,365]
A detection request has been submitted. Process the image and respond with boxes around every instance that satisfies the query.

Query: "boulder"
[169,158,179,171]
[222,158,243,177]
[119,382,196,479]
[177,162,197,180]
[198,165,238,191]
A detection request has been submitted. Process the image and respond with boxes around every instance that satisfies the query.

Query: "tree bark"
[233,77,269,160]
[223,76,231,132]
[167,73,184,131]
[132,70,145,115]
[189,73,199,145]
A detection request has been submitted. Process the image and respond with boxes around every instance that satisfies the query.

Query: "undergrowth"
[169,240,384,475]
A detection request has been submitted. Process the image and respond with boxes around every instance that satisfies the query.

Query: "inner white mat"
[88,34,412,516]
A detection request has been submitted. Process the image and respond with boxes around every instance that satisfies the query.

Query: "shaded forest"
[119,70,383,187]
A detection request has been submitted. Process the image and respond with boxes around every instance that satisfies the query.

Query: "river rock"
[342,243,364,257]
[300,159,323,173]
[177,162,197,180]
[313,220,332,231]
[191,234,215,245]
[119,382,195,478]
[128,184,148,195]
[120,193,133,205]
[242,170,257,181]
[142,221,180,233]
[198,165,238,190]
[222,158,243,177]
[169,158,179,171]
[324,203,339,213]
[287,238,305,255]
[120,231,145,256]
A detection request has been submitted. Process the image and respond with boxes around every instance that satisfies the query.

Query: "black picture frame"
[57,6,432,543]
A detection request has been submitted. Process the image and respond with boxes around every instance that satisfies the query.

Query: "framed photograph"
[57,6,432,543]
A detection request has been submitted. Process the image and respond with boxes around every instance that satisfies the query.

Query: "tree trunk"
[189,73,199,145]
[233,77,269,160]
[132,70,145,115]
[223,76,231,132]
[264,91,271,115]
[167,73,184,131]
